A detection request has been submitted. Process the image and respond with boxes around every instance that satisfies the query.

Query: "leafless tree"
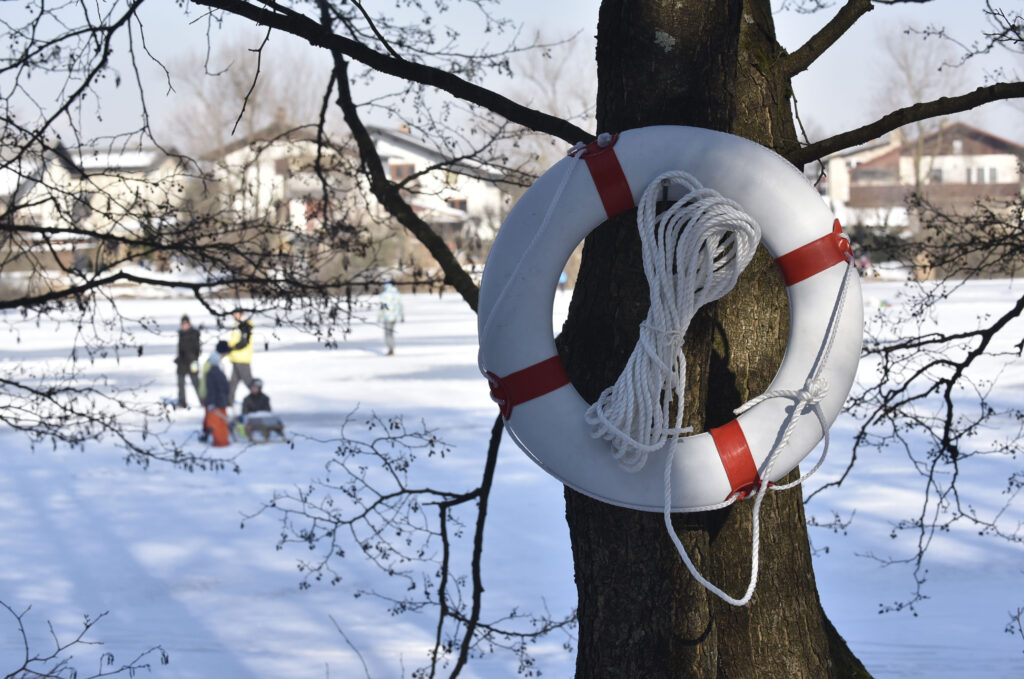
[162,31,331,155]
[875,25,971,190]
[4,1,1024,677]
[2,1,569,677]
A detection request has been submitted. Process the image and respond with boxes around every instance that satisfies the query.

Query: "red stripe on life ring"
[580,135,635,218]
[709,419,761,499]
[486,355,570,420]
[774,219,853,286]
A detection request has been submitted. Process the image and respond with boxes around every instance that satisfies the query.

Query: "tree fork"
[559,1,870,676]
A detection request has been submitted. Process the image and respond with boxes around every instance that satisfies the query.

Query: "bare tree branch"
[787,81,1024,166]
[230,27,272,136]
[245,411,575,678]
[1,600,169,679]
[446,413,502,678]
[328,53,481,311]
[782,0,874,77]
[190,0,593,146]
[815,194,1024,615]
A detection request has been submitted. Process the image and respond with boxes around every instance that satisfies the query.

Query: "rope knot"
[797,377,829,409]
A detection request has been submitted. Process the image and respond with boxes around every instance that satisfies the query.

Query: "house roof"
[366,125,505,182]
[199,121,506,185]
[203,121,329,160]
[72,146,170,174]
[850,122,1024,183]
[366,125,439,160]
[850,146,901,174]
[898,121,1024,158]
[5,142,88,205]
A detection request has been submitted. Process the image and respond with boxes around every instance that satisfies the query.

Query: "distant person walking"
[227,307,255,404]
[377,281,404,355]
[174,314,201,409]
[202,340,231,447]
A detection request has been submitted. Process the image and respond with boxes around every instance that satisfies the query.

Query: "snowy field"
[1,280,1023,678]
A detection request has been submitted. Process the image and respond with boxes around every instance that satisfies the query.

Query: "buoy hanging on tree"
[476,126,863,605]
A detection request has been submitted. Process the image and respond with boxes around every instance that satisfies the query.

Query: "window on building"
[928,168,943,184]
[389,162,415,181]
[446,198,468,212]
[989,167,998,183]
[71,192,94,224]
[966,168,972,184]
[952,139,963,155]
[305,199,324,220]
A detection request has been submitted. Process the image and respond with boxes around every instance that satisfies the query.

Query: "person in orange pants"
[201,340,232,447]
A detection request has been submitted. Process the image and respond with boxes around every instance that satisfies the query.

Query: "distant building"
[201,122,511,275]
[821,122,1024,229]
[7,144,192,232]
[367,124,508,251]
[1,141,200,283]
[2,121,515,287]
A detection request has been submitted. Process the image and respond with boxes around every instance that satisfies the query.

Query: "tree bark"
[559,1,871,676]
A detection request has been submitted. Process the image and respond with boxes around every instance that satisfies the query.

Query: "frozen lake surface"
[1,280,1022,678]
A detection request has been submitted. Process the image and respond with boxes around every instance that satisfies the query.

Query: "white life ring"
[478,125,863,512]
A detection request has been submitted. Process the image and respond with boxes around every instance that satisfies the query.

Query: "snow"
[1,281,1023,678]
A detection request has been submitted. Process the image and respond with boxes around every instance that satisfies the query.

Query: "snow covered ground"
[0,281,1022,678]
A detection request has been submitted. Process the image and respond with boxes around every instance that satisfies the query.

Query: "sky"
[774,0,1024,141]
[174,0,1024,141]
[13,0,1021,149]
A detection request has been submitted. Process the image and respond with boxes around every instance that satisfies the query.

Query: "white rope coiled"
[584,171,762,470]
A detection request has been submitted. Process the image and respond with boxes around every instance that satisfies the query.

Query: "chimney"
[398,124,410,134]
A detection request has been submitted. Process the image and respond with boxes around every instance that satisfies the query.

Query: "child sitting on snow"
[233,379,285,441]
[242,378,271,415]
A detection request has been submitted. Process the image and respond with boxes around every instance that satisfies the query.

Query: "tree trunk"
[558,1,871,676]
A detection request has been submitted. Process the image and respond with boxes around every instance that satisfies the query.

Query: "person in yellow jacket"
[226,307,255,404]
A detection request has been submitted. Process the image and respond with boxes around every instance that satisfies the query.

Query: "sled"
[241,413,288,443]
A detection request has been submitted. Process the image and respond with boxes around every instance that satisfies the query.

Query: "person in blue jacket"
[201,340,231,446]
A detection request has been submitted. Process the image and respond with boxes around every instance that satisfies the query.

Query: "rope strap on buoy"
[775,219,852,285]
[485,356,570,419]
